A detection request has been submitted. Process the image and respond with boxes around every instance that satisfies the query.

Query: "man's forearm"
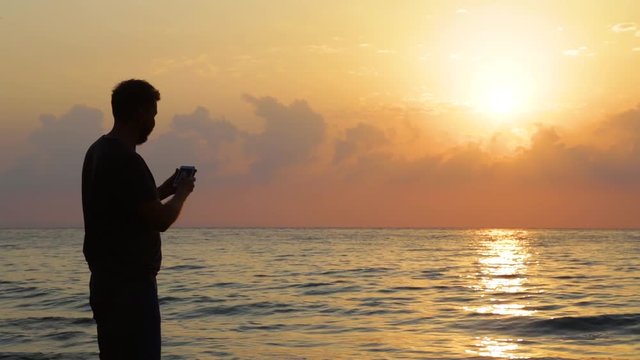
[157,193,188,231]
[157,186,173,201]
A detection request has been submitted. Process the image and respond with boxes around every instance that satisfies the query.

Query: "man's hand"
[174,174,195,199]
[157,169,179,200]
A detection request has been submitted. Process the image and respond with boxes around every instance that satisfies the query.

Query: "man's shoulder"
[87,136,136,160]
[89,136,123,151]
[84,137,144,178]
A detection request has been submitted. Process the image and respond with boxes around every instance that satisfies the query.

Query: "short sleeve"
[118,154,158,206]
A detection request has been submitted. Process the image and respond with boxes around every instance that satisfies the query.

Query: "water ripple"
[0,228,638,359]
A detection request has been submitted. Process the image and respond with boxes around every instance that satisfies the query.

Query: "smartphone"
[173,165,197,186]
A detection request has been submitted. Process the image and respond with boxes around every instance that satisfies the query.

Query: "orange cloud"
[0,106,103,226]
[3,99,640,228]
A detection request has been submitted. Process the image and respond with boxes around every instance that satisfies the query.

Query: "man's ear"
[137,104,154,116]
[132,106,146,121]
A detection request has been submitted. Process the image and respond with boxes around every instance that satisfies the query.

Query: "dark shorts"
[90,274,160,360]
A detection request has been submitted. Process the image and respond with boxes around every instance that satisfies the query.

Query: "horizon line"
[2,226,640,231]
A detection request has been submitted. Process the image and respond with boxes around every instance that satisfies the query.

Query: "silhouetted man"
[82,79,195,359]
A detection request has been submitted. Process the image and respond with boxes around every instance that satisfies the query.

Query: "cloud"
[143,107,243,179]
[358,120,640,189]
[144,95,329,184]
[563,46,591,57]
[334,123,389,164]
[305,45,342,54]
[0,96,329,225]
[0,106,104,226]
[594,105,640,146]
[1,105,103,191]
[6,97,640,228]
[612,22,637,33]
[150,54,219,77]
[243,95,326,181]
[142,102,640,227]
[356,42,396,55]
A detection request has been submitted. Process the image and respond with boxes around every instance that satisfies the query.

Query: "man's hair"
[111,79,160,122]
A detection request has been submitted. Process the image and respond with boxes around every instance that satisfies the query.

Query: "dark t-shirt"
[82,136,161,279]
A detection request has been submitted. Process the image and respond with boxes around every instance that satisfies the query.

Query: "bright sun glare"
[484,86,520,115]
[470,59,535,119]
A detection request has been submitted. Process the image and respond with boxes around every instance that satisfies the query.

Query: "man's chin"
[136,136,148,145]
[137,131,153,145]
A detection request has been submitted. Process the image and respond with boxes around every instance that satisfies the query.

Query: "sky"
[2,0,640,228]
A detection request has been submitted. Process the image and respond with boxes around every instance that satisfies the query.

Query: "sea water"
[0,228,638,359]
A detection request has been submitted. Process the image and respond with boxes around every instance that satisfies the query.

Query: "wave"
[159,294,224,306]
[293,282,335,288]
[1,316,93,329]
[0,284,47,300]
[414,269,447,279]
[180,301,299,318]
[163,264,207,271]
[530,313,640,333]
[317,267,393,276]
[303,285,362,296]
[0,353,96,360]
[463,312,640,337]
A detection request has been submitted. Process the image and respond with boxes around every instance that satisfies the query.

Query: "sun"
[433,4,564,125]
[470,59,535,119]
[481,85,523,115]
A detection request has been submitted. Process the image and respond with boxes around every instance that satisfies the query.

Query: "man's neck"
[105,125,137,151]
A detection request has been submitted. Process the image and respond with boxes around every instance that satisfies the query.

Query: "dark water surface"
[0,228,638,359]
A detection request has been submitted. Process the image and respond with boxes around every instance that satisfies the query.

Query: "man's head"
[111,79,161,144]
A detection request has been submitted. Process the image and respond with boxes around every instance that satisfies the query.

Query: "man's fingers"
[175,177,195,196]
[177,176,196,189]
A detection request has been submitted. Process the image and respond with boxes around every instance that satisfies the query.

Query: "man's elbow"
[140,208,172,232]
[139,199,180,233]
[155,213,176,232]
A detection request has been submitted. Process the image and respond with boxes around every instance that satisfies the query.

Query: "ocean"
[0,228,638,359]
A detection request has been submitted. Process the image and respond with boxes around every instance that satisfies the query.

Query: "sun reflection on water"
[467,337,526,359]
[465,229,535,358]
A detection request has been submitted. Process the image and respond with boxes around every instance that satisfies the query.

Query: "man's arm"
[157,169,179,201]
[139,177,195,232]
